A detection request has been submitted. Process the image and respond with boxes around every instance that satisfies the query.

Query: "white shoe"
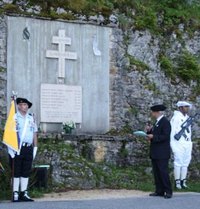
[181,179,188,189]
[12,191,19,202]
[175,179,182,189]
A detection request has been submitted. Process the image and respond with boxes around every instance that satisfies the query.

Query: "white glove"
[8,148,15,158]
[33,147,38,160]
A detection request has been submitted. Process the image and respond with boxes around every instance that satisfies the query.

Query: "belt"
[22,142,32,147]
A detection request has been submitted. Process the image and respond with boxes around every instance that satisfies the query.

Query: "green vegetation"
[159,50,200,98]
[109,124,133,136]
[0,0,200,35]
[36,137,151,189]
[128,55,149,72]
[176,51,200,83]
[160,55,175,80]
[0,67,6,73]
[160,51,200,85]
[145,82,160,95]
[132,0,200,35]
[0,156,12,200]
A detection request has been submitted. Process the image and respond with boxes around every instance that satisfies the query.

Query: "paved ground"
[0,191,200,209]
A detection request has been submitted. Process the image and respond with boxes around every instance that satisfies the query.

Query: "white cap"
[176,101,192,108]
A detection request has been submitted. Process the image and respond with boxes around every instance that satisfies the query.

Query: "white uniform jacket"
[170,110,192,167]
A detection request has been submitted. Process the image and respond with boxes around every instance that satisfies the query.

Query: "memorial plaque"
[41,84,82,123]
[7,16,111,133]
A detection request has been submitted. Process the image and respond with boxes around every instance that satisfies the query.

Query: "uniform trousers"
[170,140,192,167]
[11,145,33,178]
[151,159,172,195]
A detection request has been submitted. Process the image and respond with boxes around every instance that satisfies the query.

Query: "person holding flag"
[3,96,38,202]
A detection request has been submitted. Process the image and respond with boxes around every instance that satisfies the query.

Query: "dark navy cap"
[16,97,32,108]
[151,104,166,112]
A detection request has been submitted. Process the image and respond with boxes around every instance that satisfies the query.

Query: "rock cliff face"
[109,28,200,138]
[0,15,7,128]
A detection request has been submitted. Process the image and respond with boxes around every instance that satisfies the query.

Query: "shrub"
[176,51,200,83]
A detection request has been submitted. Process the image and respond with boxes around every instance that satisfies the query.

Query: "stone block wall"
[35,134,200,189]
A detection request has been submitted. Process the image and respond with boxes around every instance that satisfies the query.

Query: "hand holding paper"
[133,131,147,137]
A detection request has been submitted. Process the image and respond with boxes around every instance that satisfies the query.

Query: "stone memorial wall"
[6,16,111,133]
[1,14,200,136]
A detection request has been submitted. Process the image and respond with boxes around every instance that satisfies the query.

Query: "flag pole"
[10,91,18,201]
[0,143,5,173]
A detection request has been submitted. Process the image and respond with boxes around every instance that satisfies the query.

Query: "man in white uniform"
[170,101,192,189]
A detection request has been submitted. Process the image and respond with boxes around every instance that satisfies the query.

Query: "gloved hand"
[8,148,15,158]
[33,147,38,160]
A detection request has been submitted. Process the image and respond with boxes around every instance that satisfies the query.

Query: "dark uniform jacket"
[148,116,171,160]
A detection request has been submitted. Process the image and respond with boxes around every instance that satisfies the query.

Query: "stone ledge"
[38,132,136,142]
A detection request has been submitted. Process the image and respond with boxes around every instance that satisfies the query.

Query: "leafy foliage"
[160,51,200,84]
[0,0,199,34]
[176,51,200,82]
[160,55,175,79]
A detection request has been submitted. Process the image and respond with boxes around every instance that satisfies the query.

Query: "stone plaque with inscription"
[41,84,82,123]
[7,16,111,133]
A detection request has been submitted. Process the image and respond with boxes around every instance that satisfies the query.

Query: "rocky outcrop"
[109,28,200,138]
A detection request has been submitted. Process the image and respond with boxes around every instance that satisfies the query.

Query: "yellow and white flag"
[3,100,19,152]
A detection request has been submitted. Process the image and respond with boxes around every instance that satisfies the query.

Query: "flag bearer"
[8,98,38,202]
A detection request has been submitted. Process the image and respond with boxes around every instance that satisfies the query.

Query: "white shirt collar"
[156,115,164,123]
[17,111,28,118]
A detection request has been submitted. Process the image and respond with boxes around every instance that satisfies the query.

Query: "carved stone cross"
[46,30,77,79]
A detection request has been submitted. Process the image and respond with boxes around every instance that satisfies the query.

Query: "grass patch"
[176,51,200,83]
[128,55,149,72]
[160,55,175,79]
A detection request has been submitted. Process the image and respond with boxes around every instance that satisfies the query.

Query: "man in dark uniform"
[146,104,172,199]
[8,98,38,202]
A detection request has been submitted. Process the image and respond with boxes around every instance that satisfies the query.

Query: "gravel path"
[37,189,148,201]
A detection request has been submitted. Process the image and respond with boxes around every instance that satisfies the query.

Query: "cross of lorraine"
[46,29,77,79]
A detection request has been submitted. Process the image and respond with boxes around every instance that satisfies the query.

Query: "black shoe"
[149,192,164,197]
[20,191,34,202]
[164,193,172,199]
[181,179,189,189]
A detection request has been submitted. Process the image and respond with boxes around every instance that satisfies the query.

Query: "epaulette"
[29,113,36,122]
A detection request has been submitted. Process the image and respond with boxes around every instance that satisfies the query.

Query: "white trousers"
[171,140,193,167]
